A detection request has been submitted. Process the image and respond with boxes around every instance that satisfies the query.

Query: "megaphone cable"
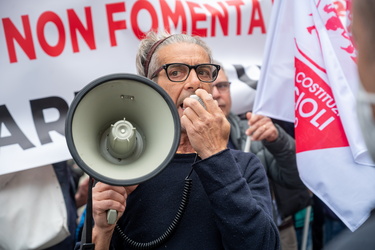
[115,168,194,249]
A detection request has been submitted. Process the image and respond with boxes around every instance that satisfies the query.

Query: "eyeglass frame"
[150,63,221,83]
[212,81,231,93]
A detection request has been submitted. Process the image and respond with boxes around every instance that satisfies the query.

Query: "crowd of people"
[1,0,375,249]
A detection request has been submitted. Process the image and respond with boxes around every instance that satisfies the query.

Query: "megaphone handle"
[244,136,251,153]
[107,209,118,224]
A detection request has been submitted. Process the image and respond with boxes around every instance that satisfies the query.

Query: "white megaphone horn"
[65,73,181,225]
[65,73,180,186]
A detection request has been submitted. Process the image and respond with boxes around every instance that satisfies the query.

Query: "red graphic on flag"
[294,57,349,153]
[308,2,356,61]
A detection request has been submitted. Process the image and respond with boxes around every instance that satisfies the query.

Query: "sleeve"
[262,124,306,189]
[193,149,280,250]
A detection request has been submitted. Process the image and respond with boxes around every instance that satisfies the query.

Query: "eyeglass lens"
[167,64,218,82]
[214,82,230,92]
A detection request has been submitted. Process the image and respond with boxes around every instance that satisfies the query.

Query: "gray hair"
[135,31,214,79]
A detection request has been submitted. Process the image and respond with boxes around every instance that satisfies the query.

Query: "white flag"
[254,0,375,231]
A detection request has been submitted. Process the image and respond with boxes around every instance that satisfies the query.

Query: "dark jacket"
[227,112,311,220]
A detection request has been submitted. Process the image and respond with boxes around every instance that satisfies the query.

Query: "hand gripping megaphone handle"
[107,209,117,224]
[65,74,182,246]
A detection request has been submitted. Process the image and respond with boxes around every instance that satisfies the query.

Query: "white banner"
[0,0,273,175]
[254,0,375,231]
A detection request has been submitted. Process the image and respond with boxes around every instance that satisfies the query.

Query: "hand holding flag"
[254,0,375,231]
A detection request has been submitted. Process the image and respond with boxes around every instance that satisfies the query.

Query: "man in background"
[212,62,311,250]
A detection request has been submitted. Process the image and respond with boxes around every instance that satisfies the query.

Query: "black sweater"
[111,149,280,249]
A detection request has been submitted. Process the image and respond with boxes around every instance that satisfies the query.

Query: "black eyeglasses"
[213,81,231,93]
[150,63,221,83]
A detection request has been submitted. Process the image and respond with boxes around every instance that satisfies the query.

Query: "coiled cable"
[115,176,193,249]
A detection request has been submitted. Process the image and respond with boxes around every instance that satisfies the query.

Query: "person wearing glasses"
[84,31,280,250]
[212,62,311,250]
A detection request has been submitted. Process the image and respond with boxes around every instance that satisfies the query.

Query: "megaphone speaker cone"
[100,118,143,163]
[65,73,181,186]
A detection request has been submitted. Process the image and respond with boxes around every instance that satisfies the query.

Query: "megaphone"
[65,73,181,186]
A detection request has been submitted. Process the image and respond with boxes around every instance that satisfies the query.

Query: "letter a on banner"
[254,0,375,231]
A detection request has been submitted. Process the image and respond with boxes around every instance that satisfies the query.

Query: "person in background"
[0,160,88,250]
[77,31,280,249]
[325,0,375,249]
[212,61,311,250]
[311,195,345,249]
